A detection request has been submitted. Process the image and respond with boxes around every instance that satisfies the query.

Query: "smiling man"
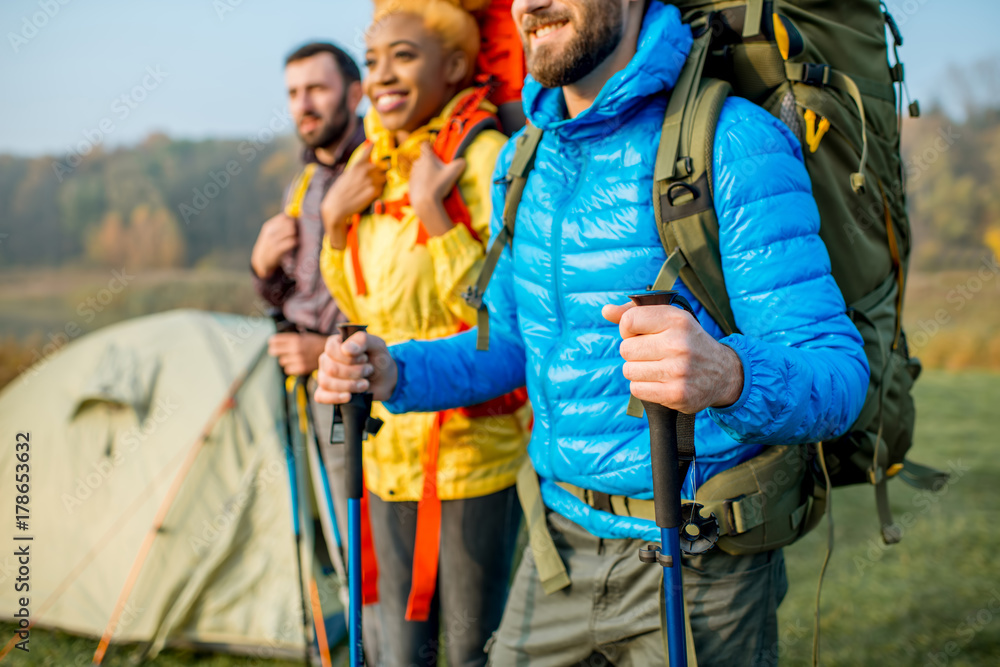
[316,0,870,664]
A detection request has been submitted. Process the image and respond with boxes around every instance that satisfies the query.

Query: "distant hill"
[0,109,998,271]
[0,132,301,270]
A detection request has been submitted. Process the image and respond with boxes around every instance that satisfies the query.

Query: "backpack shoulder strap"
[428,112,499,246]
[432,81,498,162]
[464,124,543,351]
[630,74,733,421]
[283,162,317,219]
[646,14,739,349]
[451,115,500,161]
[650,74,738,341]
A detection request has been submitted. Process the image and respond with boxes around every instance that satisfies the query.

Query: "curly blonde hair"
[372,0,490,67]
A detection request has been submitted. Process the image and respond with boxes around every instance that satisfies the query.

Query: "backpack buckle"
[462,285,484,310]
[802,63,831,87]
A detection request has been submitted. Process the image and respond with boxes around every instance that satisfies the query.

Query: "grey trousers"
[368,486,522,667]
[487,510,788,666]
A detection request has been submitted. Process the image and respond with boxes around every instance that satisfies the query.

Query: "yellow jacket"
[320,91,530,502]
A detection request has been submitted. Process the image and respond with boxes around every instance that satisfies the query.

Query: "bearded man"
[250,41,383,658]
[316,1,869,664]
[252,42,364,365]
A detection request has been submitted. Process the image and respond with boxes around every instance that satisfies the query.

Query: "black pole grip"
[340,323,368,342]
[341,395,368,500]
[338,323,370,501]
[626,291,696,531]
[642,401,683,529]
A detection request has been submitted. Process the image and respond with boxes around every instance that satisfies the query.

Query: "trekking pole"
[267,308,313,665]
[337,323,375,667]
[629,291,697,667]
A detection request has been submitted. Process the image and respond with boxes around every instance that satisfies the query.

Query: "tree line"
[0,132,299,270]
[0,109,998,272]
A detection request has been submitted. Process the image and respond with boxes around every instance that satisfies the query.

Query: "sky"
[0,0,997,157]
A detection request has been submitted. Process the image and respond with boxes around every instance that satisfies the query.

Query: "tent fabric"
[0,309,340,657]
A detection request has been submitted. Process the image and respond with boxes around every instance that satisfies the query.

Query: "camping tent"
[0,309,343,661]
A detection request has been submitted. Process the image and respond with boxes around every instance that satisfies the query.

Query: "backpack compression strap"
[463,124,543,351]
[783,62,877,194]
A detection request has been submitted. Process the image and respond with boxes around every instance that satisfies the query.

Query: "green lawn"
[2,372,997,666]
[778,370,1000,666]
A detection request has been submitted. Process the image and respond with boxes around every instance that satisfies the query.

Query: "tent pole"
[90,345,268,666]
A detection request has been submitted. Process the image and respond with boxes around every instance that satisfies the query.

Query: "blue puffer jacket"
[385,2,870,541]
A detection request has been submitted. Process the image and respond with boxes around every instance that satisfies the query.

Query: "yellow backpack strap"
[284,163,318,218]
[515,459,570,595]
[463,125,543,351]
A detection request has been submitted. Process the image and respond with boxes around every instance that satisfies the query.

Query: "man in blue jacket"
[316,0,870,663]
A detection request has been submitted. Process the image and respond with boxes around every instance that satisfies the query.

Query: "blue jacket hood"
[522,1,692,137]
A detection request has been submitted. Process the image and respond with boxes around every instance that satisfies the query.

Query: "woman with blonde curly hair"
[316,1,529,664]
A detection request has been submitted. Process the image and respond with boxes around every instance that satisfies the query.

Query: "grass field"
[0,266,997,665]
[2,370,997,666]
[777,370,1000,666]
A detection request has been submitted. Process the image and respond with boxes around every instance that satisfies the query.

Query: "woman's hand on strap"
[320,143,386,249]
[408,142,466,237]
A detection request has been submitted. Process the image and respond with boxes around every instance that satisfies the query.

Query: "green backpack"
[466,0,949,553]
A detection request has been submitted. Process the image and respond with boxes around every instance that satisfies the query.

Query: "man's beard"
[298,91,351,150]
[523,3,624,88]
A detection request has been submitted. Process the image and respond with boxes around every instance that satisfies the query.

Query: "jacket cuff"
[320,237,344,269]
[319,239,346,289]
[706,334,752,416]
[382,344,411,414]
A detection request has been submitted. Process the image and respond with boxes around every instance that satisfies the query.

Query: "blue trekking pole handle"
[629,291,694,667]
[338,323,370,667]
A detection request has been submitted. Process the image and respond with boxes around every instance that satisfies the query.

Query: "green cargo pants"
[486,510,788,666]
